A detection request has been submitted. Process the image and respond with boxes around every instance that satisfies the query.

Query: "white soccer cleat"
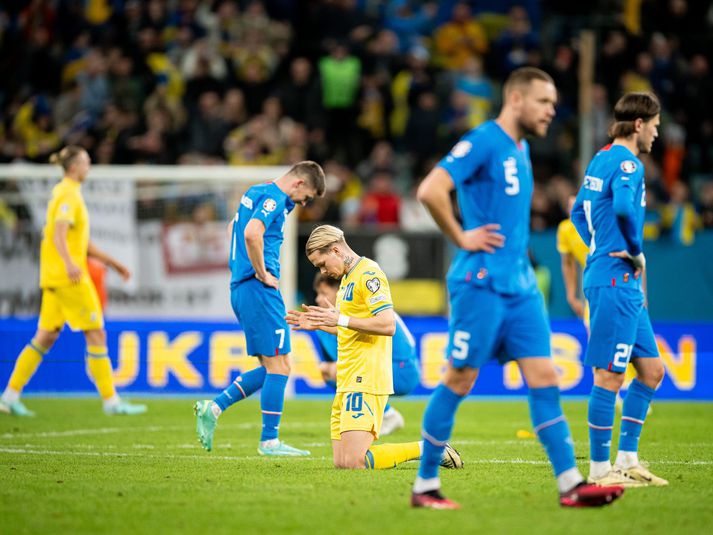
[616,464,668,486]
[588,468,647,488]
[380,407,405,436]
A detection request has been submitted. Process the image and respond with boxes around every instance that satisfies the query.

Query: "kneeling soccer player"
[287,225,462,470]
[312,272,421,436]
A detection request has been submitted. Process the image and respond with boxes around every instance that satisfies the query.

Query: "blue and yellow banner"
[0,318,711,399]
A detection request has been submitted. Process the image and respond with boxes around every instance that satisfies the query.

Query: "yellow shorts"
[330,392,388,441]
[38,279,104,332]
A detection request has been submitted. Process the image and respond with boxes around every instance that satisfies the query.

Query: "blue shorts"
[584,286,658,373]
[231,277,291,357]
[447,283,551,369]
[392,358,420,396]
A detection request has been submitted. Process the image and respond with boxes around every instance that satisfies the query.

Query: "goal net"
[0,164,296,320]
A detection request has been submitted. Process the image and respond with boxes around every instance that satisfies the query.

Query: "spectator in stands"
[358,170,401,227]
[433,2,488,70]
[277,57,323,130]
[184,91,229,161]
[492,6,539,77]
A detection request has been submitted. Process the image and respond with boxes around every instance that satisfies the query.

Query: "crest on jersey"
[620,160,637,173]
[365,277,380,293]
[451,141,472,158]
[262,198,277,212]
[60,203,70,214]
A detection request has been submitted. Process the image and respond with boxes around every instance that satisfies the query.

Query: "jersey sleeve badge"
[620,160,637,173]
[365,277,381,293]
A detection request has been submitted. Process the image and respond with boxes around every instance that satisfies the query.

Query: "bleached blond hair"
[305,225,345,256]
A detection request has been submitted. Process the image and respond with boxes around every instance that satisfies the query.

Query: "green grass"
[1,398,712,535]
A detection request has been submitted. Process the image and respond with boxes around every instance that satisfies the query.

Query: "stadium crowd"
[1,0,712,239]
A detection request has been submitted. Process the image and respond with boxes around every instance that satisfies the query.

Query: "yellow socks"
[86,345,117,400]
[8,340,47,392]
[365,441,421,469]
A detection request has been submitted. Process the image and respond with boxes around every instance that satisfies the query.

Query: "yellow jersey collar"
[345,256,364,278]
[61,177,81,190]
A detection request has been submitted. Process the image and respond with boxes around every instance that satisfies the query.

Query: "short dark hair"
[289,160,326,197]
[608,92,661,139]
[313,271,339,290]
[503,67,554,97]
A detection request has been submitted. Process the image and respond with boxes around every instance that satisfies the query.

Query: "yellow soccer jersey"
[40,178,90,288]
[556,218,589,268]
[335,257,394,395]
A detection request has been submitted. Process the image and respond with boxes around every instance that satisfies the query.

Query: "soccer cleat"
[257,440,310,457]
[560,482,624,508]
[194,400,217,452]
[380,407,405,436]
[440,443,464,469]
[615,464,668,486]
[104,400,147,416]
[588,468,647,488]
[411,489,461,510]
[0,400,35,417]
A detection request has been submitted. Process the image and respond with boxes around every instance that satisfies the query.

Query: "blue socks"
[260,373,289,441]
[588,385,617,462]
[384,402,391,413]
[619,379,655,452]
[528,386,577,476]
[213,366,267,411]
[418,384,465,480]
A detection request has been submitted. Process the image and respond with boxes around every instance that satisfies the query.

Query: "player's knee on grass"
[593,367,626,392]
[335,452,366,470]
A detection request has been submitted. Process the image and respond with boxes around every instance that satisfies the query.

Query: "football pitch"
[1,398,711,535]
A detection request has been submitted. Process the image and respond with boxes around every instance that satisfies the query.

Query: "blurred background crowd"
[1,0,712,241]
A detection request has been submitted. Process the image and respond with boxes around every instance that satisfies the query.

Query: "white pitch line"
[0,421,325,440]
[1,447,712,465]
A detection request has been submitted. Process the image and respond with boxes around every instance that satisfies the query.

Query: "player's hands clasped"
[285,304,320,331]
[609,250,646,278]
[303,303,339,327]
[65,260,82,284]
[256,271,279,289]
[460,223,505,253]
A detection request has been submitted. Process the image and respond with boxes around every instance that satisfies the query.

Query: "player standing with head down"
[411,67,624,509]
[571,92,667,487]
[0,146,145,416]
[287,225,462,470]
[194,161,325,456]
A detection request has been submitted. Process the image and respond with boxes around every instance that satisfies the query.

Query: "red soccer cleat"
[411,490,461,510]
[560,482,625,508]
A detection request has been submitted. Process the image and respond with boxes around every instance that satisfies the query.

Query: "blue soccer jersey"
[572,144,646,291]
[437,120,538,295]
[229,182,295,287]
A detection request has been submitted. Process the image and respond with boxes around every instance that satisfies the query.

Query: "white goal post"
[0,163,297,319]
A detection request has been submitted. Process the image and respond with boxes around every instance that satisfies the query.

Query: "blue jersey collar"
[268,182,295,210]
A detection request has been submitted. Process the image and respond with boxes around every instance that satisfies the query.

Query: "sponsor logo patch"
[369,294,386,305]
[620,160,637,173]
[240,195,253,209]
[365,277,381,293]
[584,175,603,192]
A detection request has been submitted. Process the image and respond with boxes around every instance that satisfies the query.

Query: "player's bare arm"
[87,240,131,281]
[417,167,504,253]
[53,220,81,284]
[303,304,396,337]
[244,218,278,288]
[560,252,585,318]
